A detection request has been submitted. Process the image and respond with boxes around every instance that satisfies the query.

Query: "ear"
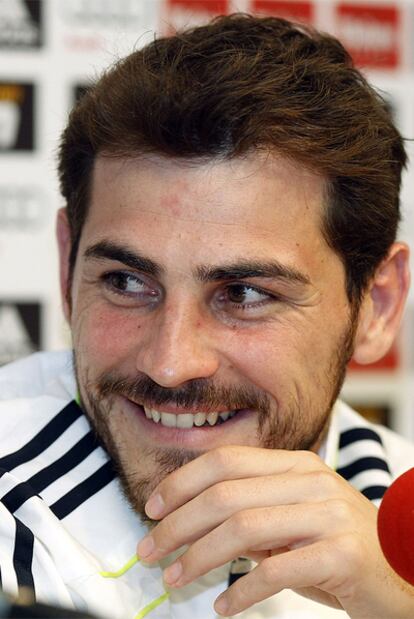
[56,208,72,323]
[352,242,410,365]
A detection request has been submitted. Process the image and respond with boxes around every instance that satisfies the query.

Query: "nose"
[135,298,220,388]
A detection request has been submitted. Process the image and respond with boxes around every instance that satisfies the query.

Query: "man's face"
[63,153,356,518]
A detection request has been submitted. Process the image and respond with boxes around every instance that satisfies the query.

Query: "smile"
[143,406,238,428]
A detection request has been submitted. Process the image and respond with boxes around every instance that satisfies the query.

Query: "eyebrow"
[84,240,311,286]
[84,241,162,278]
[196,262,311,285]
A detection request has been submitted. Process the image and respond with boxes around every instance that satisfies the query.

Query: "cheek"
[73,304,143,367]
[227,319,338,394]
[225,327,302,388]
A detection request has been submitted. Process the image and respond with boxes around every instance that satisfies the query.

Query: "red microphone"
[377,467,414,586]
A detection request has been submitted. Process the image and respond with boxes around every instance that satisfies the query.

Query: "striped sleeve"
[0,469,36,599]
[0,400,116,520]
[0,470,75,609]
[0,501,19,599]
[0,400,117,611]
[337,424,392,504]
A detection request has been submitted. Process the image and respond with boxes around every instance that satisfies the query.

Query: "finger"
[162,501,351,587]
[214,536,355,616]
[138,471,351,562]
[145,446,325,519]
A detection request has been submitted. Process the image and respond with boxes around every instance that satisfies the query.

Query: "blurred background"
[1,0,414,438]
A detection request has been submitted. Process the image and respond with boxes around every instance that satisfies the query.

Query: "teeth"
[207,412,218,426]
[160,412,176,428]
[194,412,207,426]
[176,414,194,429]
[143,406,237,428]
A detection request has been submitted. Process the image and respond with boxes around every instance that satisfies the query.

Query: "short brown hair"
[58,13,406,305]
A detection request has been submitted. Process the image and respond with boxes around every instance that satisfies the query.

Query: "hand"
[136,446,414,618]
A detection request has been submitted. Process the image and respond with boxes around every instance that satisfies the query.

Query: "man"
[0,12,413,619]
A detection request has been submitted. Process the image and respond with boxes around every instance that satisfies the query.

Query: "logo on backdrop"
[335,3,401,70]
[59,0,157,52]
[163,0,229,32]
[60,0,147,27]
[252,0,314,24]
[0,0,42,49]
[0,186,47,230]
[0,83,35,151]
[0,302,42,366]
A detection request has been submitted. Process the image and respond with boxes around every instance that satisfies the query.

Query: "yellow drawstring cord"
[99,554,170,618]
[99,554,140,578]
[134,592,170,619]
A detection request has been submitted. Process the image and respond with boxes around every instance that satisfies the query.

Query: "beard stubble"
[74,310,357,522]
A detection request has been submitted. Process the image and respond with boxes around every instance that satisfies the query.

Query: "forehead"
[89,151,326,223]
[83,152,333,278]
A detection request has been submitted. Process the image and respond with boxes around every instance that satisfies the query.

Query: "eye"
[104,271,145,294]
[216,283,275,310]
[101,271,159,303]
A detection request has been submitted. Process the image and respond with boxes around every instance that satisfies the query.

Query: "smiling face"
[58,152,357,517]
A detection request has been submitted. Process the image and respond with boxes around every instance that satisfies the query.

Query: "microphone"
[377,467,414,586]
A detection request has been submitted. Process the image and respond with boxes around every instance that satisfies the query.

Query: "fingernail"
[214,594,229,616]
[137,534,155,559]
[163,560,183,585]
[145,493,165,518]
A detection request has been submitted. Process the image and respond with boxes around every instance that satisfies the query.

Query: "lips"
[143,406,238,428]
[120,396,254,448]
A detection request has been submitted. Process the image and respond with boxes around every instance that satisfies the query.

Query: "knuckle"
[259,557,279,586]
[332,533,363,569]
[294,450,322,470]
[324,498,353,524]
[303,449,322,465]
[208,446,238,469]
[206,481,236,510]
[229,509,257,537]
[307,469,338,492]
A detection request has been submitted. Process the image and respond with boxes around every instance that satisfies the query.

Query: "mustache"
[97,372,270,413]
